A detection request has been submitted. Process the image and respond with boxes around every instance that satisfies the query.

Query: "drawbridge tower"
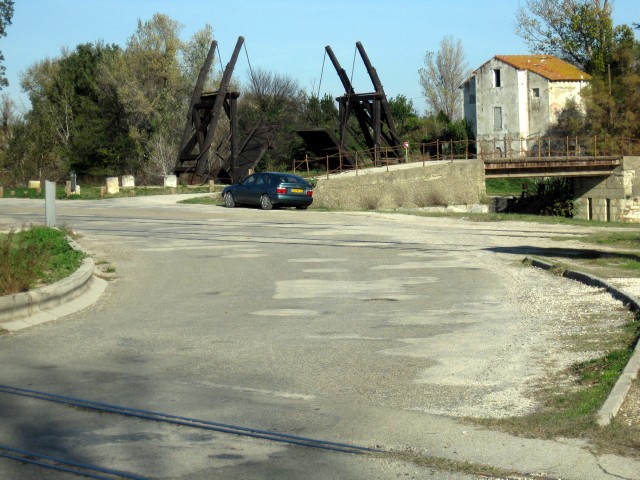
[297,42,403,170]
[174,37,276,184]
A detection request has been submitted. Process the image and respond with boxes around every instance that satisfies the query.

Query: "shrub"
[413,188,449,208]
[0,229,50,293]
[519,178,575,217]
[0,226,85,294]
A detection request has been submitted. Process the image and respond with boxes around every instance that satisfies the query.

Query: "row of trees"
[1,14,220,184]
[0,10,463,186]
[0,2,637,186]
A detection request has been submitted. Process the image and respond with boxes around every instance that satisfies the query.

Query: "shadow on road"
[485,245,640,263]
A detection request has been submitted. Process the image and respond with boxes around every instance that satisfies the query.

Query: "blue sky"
[1,0,638,114]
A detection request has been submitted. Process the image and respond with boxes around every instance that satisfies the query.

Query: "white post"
[45,181,56,227]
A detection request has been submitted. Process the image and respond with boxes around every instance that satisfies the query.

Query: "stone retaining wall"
[312,160,486,210]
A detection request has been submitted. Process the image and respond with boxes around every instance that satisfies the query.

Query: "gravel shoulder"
[367,212,640,428]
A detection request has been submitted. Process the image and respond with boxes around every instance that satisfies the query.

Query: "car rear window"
[278,175,305,184]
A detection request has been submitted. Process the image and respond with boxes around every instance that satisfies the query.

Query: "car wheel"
[224,192,235,208]
[295,206,308,210]
[260,194,273,210]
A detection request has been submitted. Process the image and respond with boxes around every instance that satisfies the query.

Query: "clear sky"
[1,0,638,114]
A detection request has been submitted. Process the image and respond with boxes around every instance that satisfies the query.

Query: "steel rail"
[0,444,149,480]
[0,384,383,455]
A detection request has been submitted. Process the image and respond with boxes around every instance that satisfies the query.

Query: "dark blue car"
[222,172,314,210]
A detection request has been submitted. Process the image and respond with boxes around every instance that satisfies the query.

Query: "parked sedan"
[222,172,314,210]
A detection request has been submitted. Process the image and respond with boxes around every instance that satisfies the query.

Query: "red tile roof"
[495,55,591,81]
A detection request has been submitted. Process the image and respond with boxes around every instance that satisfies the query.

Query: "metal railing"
[293,136,640,177]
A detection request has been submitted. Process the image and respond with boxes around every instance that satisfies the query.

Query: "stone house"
[461,55,591,157]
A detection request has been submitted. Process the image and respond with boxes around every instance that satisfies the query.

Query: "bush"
[413,188,449,208]
[0,226,85,294]
[511,178,575,217]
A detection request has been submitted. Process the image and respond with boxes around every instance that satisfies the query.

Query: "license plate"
[291,188,304,193]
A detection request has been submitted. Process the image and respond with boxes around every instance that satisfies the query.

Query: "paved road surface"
[0,196,638,479]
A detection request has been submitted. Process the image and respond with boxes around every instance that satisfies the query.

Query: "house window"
[494,107,503,130]
[469,94,476,105]
[493,69,501,88]
[532,88,540,98]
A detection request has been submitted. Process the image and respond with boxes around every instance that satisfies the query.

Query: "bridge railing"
[477,135,640,160]
[292,136,640,177]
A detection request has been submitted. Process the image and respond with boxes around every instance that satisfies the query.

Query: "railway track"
[0,384,382,478]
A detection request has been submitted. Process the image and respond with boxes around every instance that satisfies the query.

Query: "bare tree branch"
[418,35,468,120]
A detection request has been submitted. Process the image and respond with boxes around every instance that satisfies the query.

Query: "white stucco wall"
[527,73,551,137]
[548,81,589,121]
[463,57,589,158]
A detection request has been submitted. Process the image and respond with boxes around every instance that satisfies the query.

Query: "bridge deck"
[483,156,622,178]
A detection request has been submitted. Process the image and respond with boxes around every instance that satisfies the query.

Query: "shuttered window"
[494,107,503,130]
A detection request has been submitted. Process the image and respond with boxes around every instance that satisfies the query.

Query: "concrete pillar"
[164,175,177,188]
[45,181,56,227]
[122,175,135,188]
[106,177,119,194]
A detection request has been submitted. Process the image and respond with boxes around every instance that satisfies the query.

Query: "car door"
[235,174,256,204]
[251,174,268,204]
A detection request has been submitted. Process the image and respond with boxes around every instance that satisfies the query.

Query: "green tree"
[239,68,305,171]
[388,95,421,138]
[0,93,15,179]
[110,15,214,181]
[13,14,216,183]
[583,44,640,138]
[418,35,468,120]
[515,0,627,76]
[181,24,215,88]
[303,93,338,131]
[5,112,65,184]
[0,0,14,88]
[19,43,128,178]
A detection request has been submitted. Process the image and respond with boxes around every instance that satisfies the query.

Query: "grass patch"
[178,194,223,205]
[0,226,85,295]
[2,185,216,200]
[546,230,640,275]
[577,231,640,248]
[392,209,640,229]
[485,178,536,196]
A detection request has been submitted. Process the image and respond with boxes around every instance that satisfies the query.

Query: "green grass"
[577,231,640,248]
[546,230,640,274]
[0,226,85,295]
[2,185,216,200]
[485,178,536,196]
[477,330,640,454]
[393,209,640,228]
[178,194,223,205]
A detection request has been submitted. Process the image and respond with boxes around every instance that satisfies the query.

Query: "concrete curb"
[0,237,108,331]
[526,257,640,427]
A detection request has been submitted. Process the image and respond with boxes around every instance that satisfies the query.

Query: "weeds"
[476,317,640,454]
[413,188,449,208]
[0,226,85,295]
[0,229,48,293]
[360,194,382,210]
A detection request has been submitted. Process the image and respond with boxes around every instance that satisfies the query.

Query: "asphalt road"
[0,195,638,480]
